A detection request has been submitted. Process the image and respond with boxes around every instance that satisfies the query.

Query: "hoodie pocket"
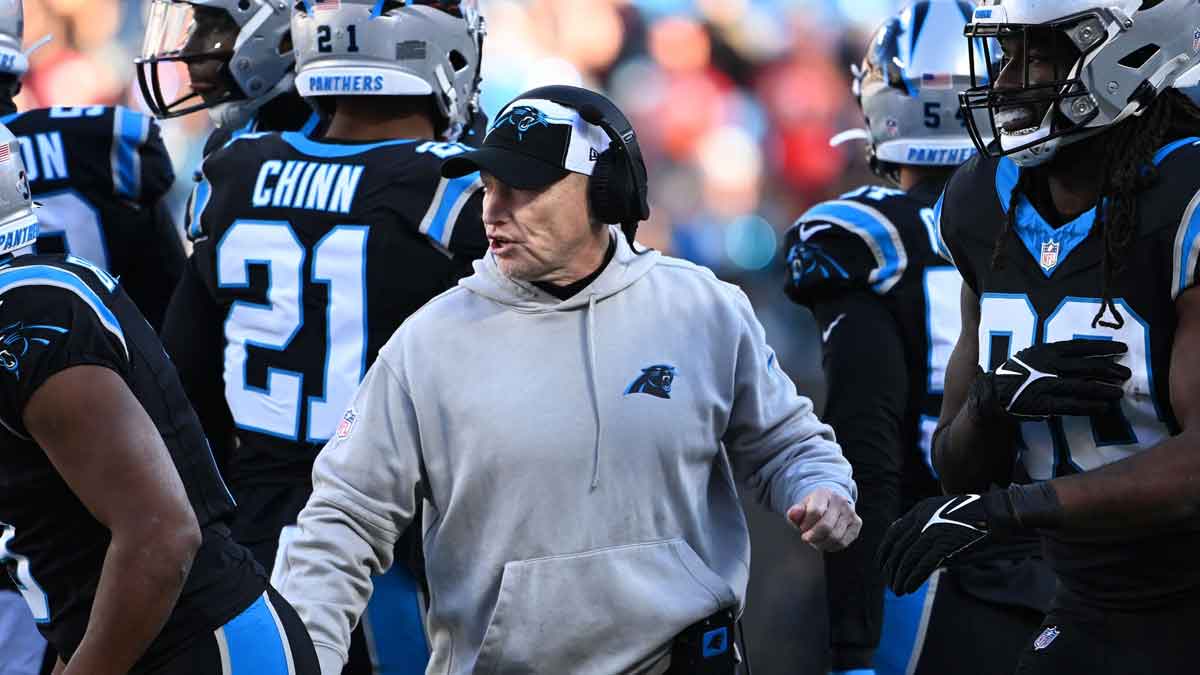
[473,538,736,675]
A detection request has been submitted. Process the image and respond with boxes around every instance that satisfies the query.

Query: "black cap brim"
[442,146,569,190]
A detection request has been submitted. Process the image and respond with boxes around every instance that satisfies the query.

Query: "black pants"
[144,587,319,675]
[877,568,1044,675]
[1013,589,1196,675]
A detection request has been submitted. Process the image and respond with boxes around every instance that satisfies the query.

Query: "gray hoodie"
[273,227,856,674]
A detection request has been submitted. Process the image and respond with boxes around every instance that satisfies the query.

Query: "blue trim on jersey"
[798,201,905,292]
[369,0,387,17]
[873,583,930,675]
[995,157,1096,276]
[1152,137,1200,166]
[0,112,18,125]
[280,132,417,158]
[220,594,293,674]
[189,177,212,240]
[113,108,147,200]
[0,264,126,355]
[931,189,953,262]
[363,565,430,673]
[426,174,481,245]
[299,112,321,137]
[1176,201,1200,298]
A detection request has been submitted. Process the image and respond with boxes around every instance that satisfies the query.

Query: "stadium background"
[17,0,919,671]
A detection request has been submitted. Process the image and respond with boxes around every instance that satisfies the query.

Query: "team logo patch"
[1039,239,1061,272]
[0,321,67,379]
[625,364,676,399]
[493,106,553,141]
[1033,626,1060,651]
[335,409,357,439]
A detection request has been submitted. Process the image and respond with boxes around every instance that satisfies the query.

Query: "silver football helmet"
[0,1,52,79]
[0,123,37,257]
[292,0,484,141]
[833,0,988,178]
[962,0,1200,167]
[137,0,295,129]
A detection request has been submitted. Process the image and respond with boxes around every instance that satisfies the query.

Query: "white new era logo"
[589,148,600,161]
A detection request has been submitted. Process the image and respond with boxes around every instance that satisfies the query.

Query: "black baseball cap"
[442,96,612,190]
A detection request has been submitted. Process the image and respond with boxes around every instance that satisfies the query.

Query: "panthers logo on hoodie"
[625,364,676,399]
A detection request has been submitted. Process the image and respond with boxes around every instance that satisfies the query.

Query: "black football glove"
[971,339,1130,420]
[877,493,1007,595]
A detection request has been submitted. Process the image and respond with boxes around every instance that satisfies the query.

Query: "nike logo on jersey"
[252,160,365,214]
[921,494,985,534]
[822,314,846,343]
[798,222,832,242]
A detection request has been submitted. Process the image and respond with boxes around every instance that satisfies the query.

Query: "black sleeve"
[0,284,130,438]
[447,188,487,261]
[816,290,909,670]
[119,198,185,332]
[161,250,234,474]
[136,115,176,207]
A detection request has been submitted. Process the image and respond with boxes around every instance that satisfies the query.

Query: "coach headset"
[499,85,651,250]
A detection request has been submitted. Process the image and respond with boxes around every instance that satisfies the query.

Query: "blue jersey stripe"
[363,565,430,672]
[0,265,126,356]
[1153,137,1200,166]
[112,108,148,200]
[797,200,907,293]
[189,175,212,240]
[422,174,482,247]
[280,132,417,158]
[932,189,954,263]
[220,594,292,674]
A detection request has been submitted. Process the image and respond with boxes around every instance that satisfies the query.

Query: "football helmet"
[833,0,988,178]
[0,0,52,81]
[291,0,484,142]
[137,0,295,129]
[0,123,37,257]
[962,0,1200,167]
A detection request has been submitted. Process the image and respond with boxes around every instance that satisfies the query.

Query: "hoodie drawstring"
[586,294,603,490]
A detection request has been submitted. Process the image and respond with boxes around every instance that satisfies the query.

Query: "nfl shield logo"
[335,409,357,439]
[1040,240,1060,272]
[1033,626,1060,651]
[1193,29,1200,52]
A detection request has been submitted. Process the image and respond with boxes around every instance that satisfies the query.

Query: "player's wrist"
[981,482,1063,532]
[966,368,1018,426]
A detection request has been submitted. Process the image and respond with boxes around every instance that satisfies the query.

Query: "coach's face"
[480,172,599,284]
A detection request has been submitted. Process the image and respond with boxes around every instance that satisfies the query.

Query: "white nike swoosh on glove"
[921,494,986,534]
[822,313,847,343]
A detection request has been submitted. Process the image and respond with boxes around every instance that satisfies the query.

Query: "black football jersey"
[0,255,263,666]
[787,181,959,504]
[1,106,184,330]
[936,138,1200,608]
[181,132,486,483]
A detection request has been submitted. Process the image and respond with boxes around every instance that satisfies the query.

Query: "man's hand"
[972,339,1130,420]
[787,487,862,552]
[877,493,1012,595]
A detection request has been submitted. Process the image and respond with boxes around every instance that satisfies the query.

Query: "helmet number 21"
[317,24,359,53]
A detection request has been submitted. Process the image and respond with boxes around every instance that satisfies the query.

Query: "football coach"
[273,85,861,675]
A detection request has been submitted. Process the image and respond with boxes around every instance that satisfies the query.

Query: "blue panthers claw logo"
[492,106,553,141]
[0,321,68,379]
[787,239,850,288]
[625,364,677,399]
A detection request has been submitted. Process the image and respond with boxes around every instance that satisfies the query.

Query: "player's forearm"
[63,524,200,675]
[1049,430,1200,530]
[933,399,1020,494]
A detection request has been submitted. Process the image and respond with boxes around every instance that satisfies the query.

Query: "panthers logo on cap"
[625,364,677,399]
[492,106,553,141]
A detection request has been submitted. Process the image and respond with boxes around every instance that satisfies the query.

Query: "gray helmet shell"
[292,0,483,141]
[0,123,37,256]
[965,0,1200,167]
[839,0,983,171]
[138,0,295,129]
[0,0,26,77]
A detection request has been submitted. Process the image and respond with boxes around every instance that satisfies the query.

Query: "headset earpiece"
[588,145,636,226]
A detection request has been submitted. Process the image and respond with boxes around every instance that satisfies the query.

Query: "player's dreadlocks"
[990,89,1200,329]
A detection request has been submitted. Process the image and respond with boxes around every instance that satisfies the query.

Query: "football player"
[878,1,1200,672]
[0,2,183,332]
[137,0,319,153]
[160,1,487,672]
[0,122,319,674]
[785,3,1050,674]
